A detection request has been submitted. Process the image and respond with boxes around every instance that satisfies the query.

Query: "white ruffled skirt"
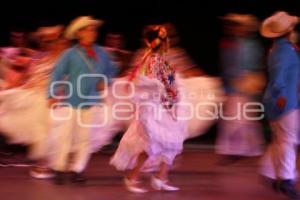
[0,88,50,160]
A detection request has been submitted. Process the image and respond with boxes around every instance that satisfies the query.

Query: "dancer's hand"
[276,96,286,110]
[97,81,105,91]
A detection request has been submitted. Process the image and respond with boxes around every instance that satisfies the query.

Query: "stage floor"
[0,149,294,200]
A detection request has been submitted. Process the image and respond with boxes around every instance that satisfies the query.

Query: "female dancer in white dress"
[110,25,187,193]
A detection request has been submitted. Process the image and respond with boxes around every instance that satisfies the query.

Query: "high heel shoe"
[151,176,179,191]
[124,178,148,193]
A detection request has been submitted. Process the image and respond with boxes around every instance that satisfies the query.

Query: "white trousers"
[261,109,299,180]
[49,107,92,173]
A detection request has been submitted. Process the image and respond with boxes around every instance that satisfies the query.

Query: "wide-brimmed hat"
[260,11,299,38]
[221,13,260,31]
[35,25,64,41]
[65,16,104,40]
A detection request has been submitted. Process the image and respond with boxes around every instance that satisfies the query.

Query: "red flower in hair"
[150,38,161,49]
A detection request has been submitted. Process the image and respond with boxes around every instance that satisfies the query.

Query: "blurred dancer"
[110,25,187,193]
[48,16,118,184]
[0,49,31,89]
[0,30,35,89]
[216,13,265,164]
[24,25,69,178]
[0,26,68,176]
[260,12,300,200]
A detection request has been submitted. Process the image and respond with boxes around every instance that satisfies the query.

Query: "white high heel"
[151,176,180,191]
[124,178,148,193]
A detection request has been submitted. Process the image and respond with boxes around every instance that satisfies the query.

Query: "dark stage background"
[1,0,300,75]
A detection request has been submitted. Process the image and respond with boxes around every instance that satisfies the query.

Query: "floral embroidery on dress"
[147,53,179,109]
